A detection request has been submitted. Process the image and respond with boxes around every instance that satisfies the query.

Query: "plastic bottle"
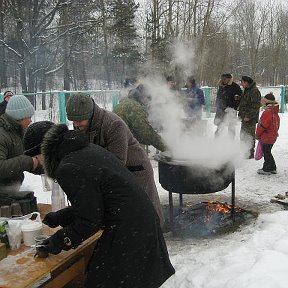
[51,180,65,212]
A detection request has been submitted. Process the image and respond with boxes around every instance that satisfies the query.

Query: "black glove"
[43,212,59,228]
[43,208,76,228]
[37,234,68,255]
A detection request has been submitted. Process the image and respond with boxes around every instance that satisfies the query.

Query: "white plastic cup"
[21,222,43,247]
[6,224,22,250]
[40,174,53,192]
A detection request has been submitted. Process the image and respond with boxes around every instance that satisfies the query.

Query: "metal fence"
[0,86,286,123]
[0,90,121,123]
[202,85,286,115]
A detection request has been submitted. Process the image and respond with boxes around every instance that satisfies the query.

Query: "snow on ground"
[21,112,288,288]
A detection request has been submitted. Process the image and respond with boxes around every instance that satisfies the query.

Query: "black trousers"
[262,143,276,172]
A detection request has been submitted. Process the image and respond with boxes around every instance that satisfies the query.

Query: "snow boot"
[257,169,272,175]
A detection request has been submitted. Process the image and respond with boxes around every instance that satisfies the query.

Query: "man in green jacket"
[114,85,166,152]
[0,95,39,193]
[238,76,262,159]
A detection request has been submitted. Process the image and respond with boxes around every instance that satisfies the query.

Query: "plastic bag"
[255,141,263,160]
[0,220,9,247]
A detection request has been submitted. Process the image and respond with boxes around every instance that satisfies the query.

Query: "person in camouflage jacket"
[238,76,262,158]
[113,85,166,152]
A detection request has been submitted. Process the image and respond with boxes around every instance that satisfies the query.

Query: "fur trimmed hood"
[41,124,89,179]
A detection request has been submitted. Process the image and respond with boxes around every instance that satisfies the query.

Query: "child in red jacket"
[256,93,280,175]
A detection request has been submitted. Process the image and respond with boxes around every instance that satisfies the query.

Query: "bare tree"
[0,0,7,89]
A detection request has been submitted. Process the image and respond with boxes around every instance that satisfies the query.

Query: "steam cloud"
[139,41,250,170]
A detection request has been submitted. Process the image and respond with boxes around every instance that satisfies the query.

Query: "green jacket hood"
[0,114,23,134]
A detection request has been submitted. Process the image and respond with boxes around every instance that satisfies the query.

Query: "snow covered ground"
[21,112,288,288]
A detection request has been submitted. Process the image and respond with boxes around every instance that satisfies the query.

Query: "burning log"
[173,201,254,238]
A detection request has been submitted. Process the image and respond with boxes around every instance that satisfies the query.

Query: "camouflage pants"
[240,121,257,157]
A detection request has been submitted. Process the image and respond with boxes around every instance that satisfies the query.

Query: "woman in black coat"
[24,123,175,288]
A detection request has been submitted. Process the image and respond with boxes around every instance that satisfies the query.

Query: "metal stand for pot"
[168,171,236,228]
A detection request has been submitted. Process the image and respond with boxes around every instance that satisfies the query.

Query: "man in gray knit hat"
[0,95,39,193]
[66,93,165,227]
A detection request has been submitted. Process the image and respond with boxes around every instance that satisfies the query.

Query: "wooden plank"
[43,257,85,288]
[0,231,102,288]
[0,203,102,288]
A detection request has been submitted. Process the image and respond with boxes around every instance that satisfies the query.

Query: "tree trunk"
[61,3,71,91]
[100,0,111,88]
[0,0,7,89]
[20,65,28,93]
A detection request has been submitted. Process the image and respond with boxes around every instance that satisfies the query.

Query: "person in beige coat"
[66,94,164,226]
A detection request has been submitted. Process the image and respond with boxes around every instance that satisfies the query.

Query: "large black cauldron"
[157,156,234,194]
[155,152,236,226]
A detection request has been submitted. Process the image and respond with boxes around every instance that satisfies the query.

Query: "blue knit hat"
[5,95,35,120]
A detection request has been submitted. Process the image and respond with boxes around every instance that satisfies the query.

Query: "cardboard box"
[0,242,7,261]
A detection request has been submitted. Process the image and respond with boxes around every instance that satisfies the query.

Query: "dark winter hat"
[3,90,13,100]
[186,76,196,85]
[5,95,35,120]
[241,76,253,84]
[166,76,175,82]
[128,88,142,101]
[221,73,232,79]
[66,94,94,121]
[24,121,55,156]
[263,93,275,104]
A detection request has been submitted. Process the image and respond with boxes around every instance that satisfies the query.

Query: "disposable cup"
[21,222,42,247]
[6,224,22,250]
[40,174,53,192]
[0,206,11,218]
[11,203,23,217]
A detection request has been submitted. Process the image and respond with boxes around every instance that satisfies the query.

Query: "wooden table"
[0,204,102,288]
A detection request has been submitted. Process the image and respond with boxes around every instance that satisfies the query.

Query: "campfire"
[172,201,256,238]
[155,152,257,237]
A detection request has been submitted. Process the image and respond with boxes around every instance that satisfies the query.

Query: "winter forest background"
[1,0,288,94]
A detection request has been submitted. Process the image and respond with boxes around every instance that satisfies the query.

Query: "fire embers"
[173,201,256,238]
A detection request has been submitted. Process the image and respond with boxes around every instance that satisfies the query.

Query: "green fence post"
[280,85,285,113]
[112,92,119,110]
[58,92,67,123]
[202,87,211,117]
